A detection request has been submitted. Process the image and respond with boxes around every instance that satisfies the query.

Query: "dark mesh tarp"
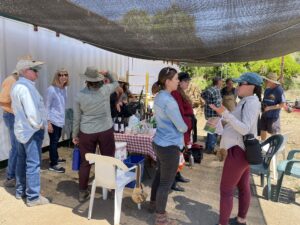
[1,0,300,63]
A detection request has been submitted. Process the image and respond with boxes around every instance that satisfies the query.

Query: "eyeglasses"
[29,67,39,73]
[58,73,68,77]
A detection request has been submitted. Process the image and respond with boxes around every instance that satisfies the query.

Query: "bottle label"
[114,123,119,132]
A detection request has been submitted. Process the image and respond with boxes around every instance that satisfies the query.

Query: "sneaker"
[57,158,66,164]
[49,165,65,173]
[4,178,16,188]
[15,194,26,200]
[26,196,50,207]
[79,190,90,202]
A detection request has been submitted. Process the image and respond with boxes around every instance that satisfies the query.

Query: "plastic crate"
[123,155,145,188]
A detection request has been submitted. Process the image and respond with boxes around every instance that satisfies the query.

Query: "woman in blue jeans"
[46,69,69,173]
[150,67,187,225]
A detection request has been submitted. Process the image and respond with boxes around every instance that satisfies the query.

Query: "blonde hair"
[52,69,69,87]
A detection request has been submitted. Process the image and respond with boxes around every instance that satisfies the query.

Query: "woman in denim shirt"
[150,67,187,225]
[46,69,69,173]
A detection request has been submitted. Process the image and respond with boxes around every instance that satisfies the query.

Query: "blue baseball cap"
[233,72,263,86]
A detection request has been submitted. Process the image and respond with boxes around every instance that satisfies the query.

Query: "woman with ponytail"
[150,67,187,225]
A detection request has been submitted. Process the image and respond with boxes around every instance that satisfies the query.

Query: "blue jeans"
[205,133,218,152]
[16,129,44,202]
[3,112,18,180]
[48,123,62,167]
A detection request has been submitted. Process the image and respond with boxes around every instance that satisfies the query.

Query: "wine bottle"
[119,117,125,133]
[113,117,119,133]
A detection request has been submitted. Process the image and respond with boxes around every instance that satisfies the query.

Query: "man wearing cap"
[0,70,19,187]
[261,72,285,140]
[201,77,223,154]
[10,57,49,206]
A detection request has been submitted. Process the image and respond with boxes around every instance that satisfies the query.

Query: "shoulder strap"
[241,101,246,122]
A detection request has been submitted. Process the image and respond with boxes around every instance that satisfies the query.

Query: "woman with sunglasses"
[150,67,187,225]
[210,72,262,225]
[46,69,69,173]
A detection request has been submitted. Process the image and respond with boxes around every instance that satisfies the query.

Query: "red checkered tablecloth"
[114,133,156,161]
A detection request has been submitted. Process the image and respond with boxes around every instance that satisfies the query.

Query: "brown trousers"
[78,127,115,190]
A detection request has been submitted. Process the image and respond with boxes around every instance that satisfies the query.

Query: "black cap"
[178,72,191,81]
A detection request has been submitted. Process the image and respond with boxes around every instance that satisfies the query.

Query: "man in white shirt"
[11,57,49,207]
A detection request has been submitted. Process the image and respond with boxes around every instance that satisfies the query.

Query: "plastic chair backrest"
[85,153,129,189]
[261,134,284,168]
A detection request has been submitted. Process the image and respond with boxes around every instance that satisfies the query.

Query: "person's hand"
[48,122,53,133]
[264,106,270,112]
[72,137,79,145]
[99,70,108,76]
[209,104,226,115]
[116,102,122,112]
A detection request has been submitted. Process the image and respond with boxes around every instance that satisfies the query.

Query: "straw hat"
[16,55,44,72]
[262,72,280,85]
[81,67,104,82]
[118,76,128,84]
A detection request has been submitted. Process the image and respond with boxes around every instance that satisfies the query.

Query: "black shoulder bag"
[241,102,262,165]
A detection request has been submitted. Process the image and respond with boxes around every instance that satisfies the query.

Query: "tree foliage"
[180,54,300,90]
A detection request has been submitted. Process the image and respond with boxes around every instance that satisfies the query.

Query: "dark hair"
[225,78,232,84]
[156,67,177,90]
[86,81,103,89]
[212,76,222,86]
[253,85,262,102]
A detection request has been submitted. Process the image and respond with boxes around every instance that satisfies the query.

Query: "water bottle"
[72,146,81,171]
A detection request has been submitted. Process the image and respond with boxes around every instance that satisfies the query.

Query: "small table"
[114,133,156,161]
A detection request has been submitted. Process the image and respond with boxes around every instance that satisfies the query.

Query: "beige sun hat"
[82,66,105,82]
[16,55,44,72]
[262,72,280,85]
[118,76,128,83]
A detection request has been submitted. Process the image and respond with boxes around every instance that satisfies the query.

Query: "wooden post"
[145,72,149,112]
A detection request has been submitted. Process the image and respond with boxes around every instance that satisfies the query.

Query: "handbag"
[241,102,262,165]
[131,164,148,204]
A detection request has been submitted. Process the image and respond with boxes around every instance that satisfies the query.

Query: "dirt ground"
[0,91,299,225]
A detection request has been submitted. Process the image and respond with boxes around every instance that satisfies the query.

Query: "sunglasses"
[58,73,68,77]
[238,82,249,87]
[29,67,39,73]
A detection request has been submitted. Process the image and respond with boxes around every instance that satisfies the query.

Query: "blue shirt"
[46,85,67,128]
[153,90,187,148]
[11,77,47,143]
[263,85,285,118]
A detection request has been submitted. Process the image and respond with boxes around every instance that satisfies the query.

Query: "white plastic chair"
[85,153,140,225]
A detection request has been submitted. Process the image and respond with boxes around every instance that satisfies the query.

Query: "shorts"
[260,115,280,134]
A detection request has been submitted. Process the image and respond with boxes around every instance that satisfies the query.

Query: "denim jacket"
[153,90,187,148]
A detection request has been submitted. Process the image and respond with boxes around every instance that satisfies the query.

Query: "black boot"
[176,172,190,183]
[171,180,185,192]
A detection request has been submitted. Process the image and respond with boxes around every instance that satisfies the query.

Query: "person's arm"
[0,77,14,107]
[19,86,44,129]
[45,87,54,132]
[165,99,188,133]
[210,100,260,135]
[72,96,81,142]
[171,91,185,116]
[101,71,119,95]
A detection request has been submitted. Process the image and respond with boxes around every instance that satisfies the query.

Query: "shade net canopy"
[1,0,300,63]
